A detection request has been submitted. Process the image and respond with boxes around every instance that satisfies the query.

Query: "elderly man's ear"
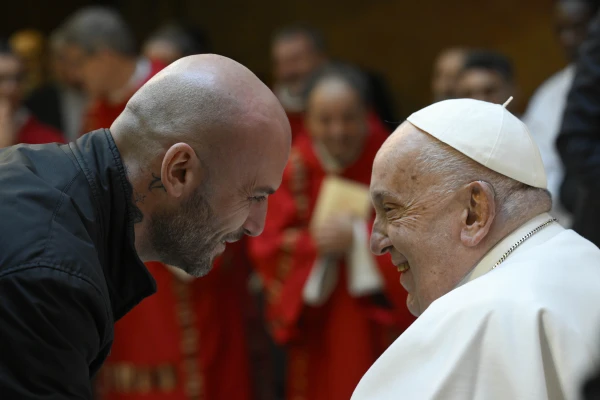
[460,181,496,247]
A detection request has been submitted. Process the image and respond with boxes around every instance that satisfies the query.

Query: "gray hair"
[60,6,136,56]
[415,136,552,219]
[145,24,202,57]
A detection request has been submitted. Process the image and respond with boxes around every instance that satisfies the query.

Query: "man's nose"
[242,201,268,237]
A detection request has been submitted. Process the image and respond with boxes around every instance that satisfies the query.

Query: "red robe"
[16,115,65,145]
[248,131,415,400]
[97,241,254,400]
[83,60,164,132]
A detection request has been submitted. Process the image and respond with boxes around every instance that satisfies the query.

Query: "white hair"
[415,137,552,219]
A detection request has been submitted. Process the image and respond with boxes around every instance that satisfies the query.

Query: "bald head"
[113,54,289,160]
[111,54,291,278]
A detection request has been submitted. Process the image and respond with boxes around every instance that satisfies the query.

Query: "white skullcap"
[406,98,547,189]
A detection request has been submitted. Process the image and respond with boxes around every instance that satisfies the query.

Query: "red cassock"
[97,241,254,400]
[248,130,415,400]
[82,60,165,132]
[17,115,66,145]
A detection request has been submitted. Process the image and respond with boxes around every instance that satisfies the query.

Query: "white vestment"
[523,66,575,226]
[352,213,600,400]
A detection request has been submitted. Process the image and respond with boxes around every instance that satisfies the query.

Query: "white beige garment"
[352,213,600,400]
[523,66,575,227]
[303,219,383,305]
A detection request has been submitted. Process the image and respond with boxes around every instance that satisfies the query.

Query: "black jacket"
[0,129,156,398]
[557,11,600,248]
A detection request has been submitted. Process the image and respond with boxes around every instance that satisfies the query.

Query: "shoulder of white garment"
[523,65,575,124]
[352,230,600,400]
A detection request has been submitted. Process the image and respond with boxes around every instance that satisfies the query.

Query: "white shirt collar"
[456,212,562,287]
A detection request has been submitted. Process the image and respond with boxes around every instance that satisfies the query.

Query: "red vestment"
[98,241,254,400]
[16,115,65,145]
[248,130,415,400]
[83,60,164,132]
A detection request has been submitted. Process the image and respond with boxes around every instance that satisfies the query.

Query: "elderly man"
[0,54,291,398]
[250,64,413,400]
[352,98,600,399]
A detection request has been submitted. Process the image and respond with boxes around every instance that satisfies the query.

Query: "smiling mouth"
[396,262,410,273]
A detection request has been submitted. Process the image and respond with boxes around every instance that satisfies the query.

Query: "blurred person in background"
[455,50,517,112]
[0,39,65,148]
[431,47,468,102]
[557,2,600,249]
[9,29,47,96]
[271,25,395,139]
[249,64,414,400]
[523,0,599,228]
[271,25,327,137]
[143,23,209,66]
[59,6,164,132]
[25,28,87,141]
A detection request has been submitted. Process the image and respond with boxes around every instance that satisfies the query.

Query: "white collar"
[456,213,563,287]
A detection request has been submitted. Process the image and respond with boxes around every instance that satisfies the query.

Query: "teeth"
[397,262,410,273]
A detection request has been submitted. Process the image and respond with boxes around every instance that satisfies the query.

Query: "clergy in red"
[97,241,254,400]
[249,65,414,400]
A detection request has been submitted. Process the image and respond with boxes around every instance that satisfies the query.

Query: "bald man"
[0,54,291,398]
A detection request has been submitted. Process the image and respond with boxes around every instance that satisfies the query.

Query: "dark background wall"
[1,0,566,116]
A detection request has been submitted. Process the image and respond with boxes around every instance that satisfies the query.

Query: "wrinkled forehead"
[371,123,422,192]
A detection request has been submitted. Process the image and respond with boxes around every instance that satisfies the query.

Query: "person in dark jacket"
[556,7,600,248]
[0,53,291,398]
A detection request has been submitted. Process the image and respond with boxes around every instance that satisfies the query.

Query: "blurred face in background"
[143,39,182,66]
[50,42,83,90]
[306,78,368,167]
[0,53,25,110]
[431,49,467,101]
[272,34,325,96]
[62,44,117,98]
[555,0,596,62]
[455,68,514,107]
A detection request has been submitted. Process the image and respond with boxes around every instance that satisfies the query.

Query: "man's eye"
[250,196,267,203]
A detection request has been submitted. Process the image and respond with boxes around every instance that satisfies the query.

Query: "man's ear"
[460,181,496,247]
[160,143,202,198]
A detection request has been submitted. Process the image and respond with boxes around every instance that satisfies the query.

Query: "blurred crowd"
[1,1,599,399]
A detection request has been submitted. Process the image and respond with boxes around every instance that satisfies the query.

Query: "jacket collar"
[70,129,156,320]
